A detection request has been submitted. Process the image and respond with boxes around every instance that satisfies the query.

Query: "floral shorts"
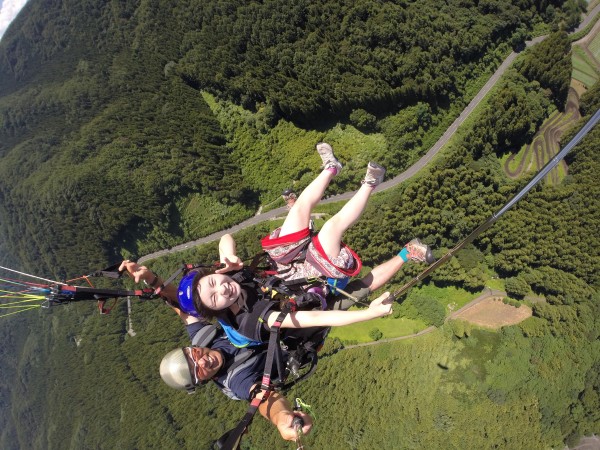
[261,227,362,281]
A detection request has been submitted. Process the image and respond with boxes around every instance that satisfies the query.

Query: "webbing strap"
[155,262,221,298]
[219,310,288,450]
[87,263,124,279]
[155,263,195,297]
[58,285,153,300]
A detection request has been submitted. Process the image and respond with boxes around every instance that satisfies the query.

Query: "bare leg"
[362,256,405,291]
[279,169,335,236]
[317,183,375,258]
[317,162,386,259]
[280,143,342,236]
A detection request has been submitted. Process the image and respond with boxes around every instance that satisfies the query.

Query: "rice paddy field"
[572,45,600,87]
[502,96,579,185]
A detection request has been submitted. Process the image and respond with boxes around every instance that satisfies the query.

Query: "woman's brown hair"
[191,267,225,319]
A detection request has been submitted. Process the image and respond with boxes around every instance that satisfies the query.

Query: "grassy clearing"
[329,284,479,343]
[328,315,428,343]
[411,283,480,312]
[181,194,255,238]
[485,277,505,290]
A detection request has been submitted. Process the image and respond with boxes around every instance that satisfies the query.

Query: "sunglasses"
[183,347,210,386]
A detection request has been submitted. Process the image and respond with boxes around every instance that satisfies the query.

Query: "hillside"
[0,1,598,449]
[0,0,574,277]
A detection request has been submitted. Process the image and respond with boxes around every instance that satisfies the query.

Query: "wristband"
[398,247,409,263]
[144,272,159,288]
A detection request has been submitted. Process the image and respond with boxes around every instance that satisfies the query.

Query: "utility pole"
[127,296,136,337]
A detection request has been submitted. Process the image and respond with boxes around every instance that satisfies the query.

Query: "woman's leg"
[318,162,386,258]
[279,143,342,236]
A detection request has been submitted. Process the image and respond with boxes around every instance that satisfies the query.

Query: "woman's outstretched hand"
[119,260,153,284]
[368,292,393,317]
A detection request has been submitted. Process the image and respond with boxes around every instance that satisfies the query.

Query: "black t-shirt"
[219,282,278,345]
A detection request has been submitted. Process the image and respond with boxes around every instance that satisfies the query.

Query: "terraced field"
[572,13,600,89]
[572,46,600,88]
[503,89,581,184]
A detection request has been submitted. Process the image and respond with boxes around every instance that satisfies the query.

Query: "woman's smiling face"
[197,273,242,311]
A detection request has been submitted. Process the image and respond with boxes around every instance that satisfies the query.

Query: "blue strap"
[326,277,350,294]
[218,320,263,348]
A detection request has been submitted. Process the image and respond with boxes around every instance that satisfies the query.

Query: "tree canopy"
[0,0,598,448]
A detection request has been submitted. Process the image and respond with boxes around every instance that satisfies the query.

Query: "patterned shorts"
[261,227,362,282]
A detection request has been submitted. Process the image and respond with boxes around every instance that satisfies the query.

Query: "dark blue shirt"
[186,322,266,401]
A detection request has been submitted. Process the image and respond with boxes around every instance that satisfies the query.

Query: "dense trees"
[516,31,572,109]
[178,0,539,123]
[0,0,576,278]
[1,0,598,449]
[504,275,530,298]
[0,0,255,277]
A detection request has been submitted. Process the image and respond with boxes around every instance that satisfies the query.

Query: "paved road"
[577,4,600,32]
[138,40,531,264]
[139,8,599,265]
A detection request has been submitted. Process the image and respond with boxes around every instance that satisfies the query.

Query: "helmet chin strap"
[229,288,247,313]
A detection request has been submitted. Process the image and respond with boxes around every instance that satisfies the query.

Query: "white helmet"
[159,348,197,394]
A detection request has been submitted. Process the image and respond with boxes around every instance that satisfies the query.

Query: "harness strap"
[222,348,259,375]
[219,310,289,450]
[155,262,222,298]
[191,323,220,347]
[87,263,124,279]
[154,263,195,297]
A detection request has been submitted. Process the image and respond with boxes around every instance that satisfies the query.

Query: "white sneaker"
[316,142,343,174]
[362,162,386,186]
[404,238,435,264]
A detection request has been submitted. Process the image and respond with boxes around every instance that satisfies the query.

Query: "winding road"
[139,8,599,265]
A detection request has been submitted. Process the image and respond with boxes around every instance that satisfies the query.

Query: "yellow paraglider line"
[0,281,47,315]
[0,297,45,307]
[0,304,41,318]
[0,291,46,300]
[0,303,41,308]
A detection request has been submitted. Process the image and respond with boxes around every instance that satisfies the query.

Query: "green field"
[572,46,600,87]
[328,315,428,343]
[328,284,479,343]
[589,28,600,60]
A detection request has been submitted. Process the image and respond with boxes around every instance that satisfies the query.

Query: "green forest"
[0,0,598,449]
[0,0,585,277]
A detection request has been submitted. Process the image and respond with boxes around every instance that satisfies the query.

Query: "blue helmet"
[177,270,201,317]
